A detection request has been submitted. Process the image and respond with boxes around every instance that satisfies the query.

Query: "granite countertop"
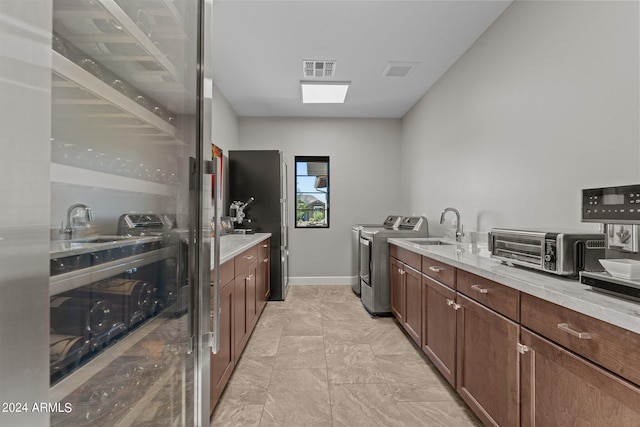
[388,237,640,335]
[213,233,271,266]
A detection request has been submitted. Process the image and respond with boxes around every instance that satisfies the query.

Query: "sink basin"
[69,236,131,244]
[408,239,454,246]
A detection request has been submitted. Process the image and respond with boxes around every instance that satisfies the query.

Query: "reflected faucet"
[440,207,464,242]
[64,203,94,238]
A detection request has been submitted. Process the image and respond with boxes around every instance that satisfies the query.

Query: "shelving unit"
[50,246,175,296]
[50,163,176,196]
[52,51,180,145]
[52,0,191,111]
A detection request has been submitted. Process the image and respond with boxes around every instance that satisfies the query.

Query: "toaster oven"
[488,228,605,277]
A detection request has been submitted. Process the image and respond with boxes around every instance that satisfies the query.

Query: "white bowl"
[599,259,640,280]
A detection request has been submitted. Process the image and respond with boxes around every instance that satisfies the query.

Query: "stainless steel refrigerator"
[229,150,290,301]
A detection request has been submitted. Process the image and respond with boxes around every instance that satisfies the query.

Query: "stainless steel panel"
[0,2,51,425]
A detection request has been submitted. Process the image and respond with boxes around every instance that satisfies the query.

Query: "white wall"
[212,84,240,211]
[239,117,402,282]
[212,84,240,152]
[401,0,640,236]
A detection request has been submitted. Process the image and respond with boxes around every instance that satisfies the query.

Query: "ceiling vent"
[382,61,419,78]
[303,60,336,78]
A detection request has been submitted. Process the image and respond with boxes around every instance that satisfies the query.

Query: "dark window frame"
[295,155,330,229]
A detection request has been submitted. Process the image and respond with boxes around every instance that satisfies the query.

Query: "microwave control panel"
[582,184,640,223]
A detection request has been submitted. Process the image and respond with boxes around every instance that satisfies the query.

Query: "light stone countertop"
[213,233,271,267]
[388,237,640,335]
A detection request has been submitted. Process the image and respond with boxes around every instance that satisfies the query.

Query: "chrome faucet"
[64,203,94,238]
[440,207,464,242]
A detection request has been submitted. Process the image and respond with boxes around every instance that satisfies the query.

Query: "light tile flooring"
[211,285,482,426]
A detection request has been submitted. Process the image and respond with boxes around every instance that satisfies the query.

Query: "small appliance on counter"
[488,228,605,277]
[580,184,640,301]
[229,196,255,233]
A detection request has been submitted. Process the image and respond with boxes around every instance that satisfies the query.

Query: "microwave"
[488,228,605,277]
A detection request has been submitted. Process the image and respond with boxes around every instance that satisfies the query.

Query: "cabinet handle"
[263,258,269,263]
[247,274,254,280]
[262,244,268,248]
[399,269,405,275]
[244,255,254,260]
[557,323,592,339]
[446,299,460,310]
[429,266,444,273]
[471,285,488,294]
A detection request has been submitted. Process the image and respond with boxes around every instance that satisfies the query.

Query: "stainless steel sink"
[69,236,130,244]
[408,239,454,246]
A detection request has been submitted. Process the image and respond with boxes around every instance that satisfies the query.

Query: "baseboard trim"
[289,276,357,286]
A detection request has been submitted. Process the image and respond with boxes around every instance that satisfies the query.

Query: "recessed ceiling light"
[300,81,350,104]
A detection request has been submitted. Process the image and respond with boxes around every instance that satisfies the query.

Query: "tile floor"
[211,285,482,426]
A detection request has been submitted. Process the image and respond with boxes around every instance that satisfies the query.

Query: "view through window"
[295,156,329,228]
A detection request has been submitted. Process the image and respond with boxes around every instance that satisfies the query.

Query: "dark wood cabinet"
[404,265,422,345]
[390,256,405,323]
[421,273,457,387]
[210,239,270,414]
[390,243,640,427]
[456,293,520,427]
[390,255,422,345]
[521,293,640,387]
[211,280,234,409]
[520,328,640,426]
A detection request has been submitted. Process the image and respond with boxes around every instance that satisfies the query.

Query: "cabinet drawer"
[457,269,519,321]
[421,255,455,289]
[258,239,270,261]
[521,293,640,386]
[235,245,258,276]
[210,258,235,289]
[390,244,421,271]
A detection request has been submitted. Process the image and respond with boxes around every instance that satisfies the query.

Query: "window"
[295,156,329,228]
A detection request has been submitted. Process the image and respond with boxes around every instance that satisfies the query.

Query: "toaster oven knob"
[544,253,555,262]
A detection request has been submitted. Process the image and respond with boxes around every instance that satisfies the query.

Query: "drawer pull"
[244,255,254,260]
[471,285,488,294]
[262,244,268,248]
[446,299,461,310]
[557,323,592,340]
[429,266,444,273]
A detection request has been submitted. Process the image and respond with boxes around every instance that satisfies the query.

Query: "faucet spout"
[65,203,94,238]
[440,207,464,242]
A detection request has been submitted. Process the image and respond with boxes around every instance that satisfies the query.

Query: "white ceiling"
[212,1,512,119]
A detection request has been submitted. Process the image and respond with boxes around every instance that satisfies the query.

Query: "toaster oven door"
[490,231,546,270]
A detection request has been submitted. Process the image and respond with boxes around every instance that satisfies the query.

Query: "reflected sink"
[69,236,130,244]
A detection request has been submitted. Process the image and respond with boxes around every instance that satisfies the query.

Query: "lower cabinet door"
[211,283,234,411]
[233,275,247,360]
[403,265,422,345]
[456,294,519,427]
[422,274,457,387]
[390,257,405,322]
[520,328,640,427]
[245,266,258,331]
